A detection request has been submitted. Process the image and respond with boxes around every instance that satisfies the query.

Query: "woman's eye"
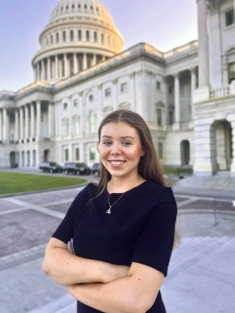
[103,141,112,146]
[122,141,131,146]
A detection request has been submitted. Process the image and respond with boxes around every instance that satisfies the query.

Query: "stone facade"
[0,0,235,176]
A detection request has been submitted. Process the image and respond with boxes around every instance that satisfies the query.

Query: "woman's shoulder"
[138,180,175,203]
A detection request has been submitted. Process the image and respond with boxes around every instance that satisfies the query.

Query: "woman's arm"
[67,262,164,313]
[43,238,130,286]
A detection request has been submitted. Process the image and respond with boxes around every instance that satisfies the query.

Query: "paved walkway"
[0,182,235,313]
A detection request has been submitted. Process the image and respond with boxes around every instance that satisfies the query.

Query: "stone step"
[164,236,232,285]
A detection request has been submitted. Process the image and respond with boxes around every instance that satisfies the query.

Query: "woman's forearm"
[43,240,130,286]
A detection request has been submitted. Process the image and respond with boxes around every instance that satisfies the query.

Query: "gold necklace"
[106,177,140,214]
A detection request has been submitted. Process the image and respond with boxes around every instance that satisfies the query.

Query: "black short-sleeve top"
[52,181,177,313]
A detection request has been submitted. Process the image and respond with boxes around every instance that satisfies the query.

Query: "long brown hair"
[98,110,165,188]
[97,110,180,248]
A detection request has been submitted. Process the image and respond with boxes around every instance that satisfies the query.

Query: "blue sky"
[0,0,197,92]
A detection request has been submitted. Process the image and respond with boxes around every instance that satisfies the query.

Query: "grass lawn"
[0,172,87,196]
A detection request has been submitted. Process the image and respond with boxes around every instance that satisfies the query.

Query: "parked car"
[39,162,63,173]
[63,162,91,175]
[91,162,100,176]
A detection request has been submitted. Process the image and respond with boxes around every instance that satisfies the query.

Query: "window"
[87,59,92,68]
[70,30,74,41]
[169,111,174,125]
[91,6,93,10]
[169,86,172,94]
[120,83,128,93]
[65,148,69,161]
[50,35,53,44]
[74,99,78,107]
[107,36,110,46]
[84,4,87,9]
[225,9,234,27]
[73,119,80,135]
[101,33,104,44]
[88,111,96,133]
[75,147,80,161]
[63,120,69,136]
[78,4,81,9]
[78,30,82,41]
[156,81,161,91]
[66,5,69,10]
[229,62,235,83]
[63,103,68,110]
[94,31,97,42]
[157,108,162,126]
[105,88,111,97]
[89,95,94,102]
[56,32,59,43]
[158,142,163,159]
[63,31,66,42]
[86,30,90,41]
[89,147,96,161]
[61,7,63,11]
[72,4,75,9]
[96,7,99,12]
[79,59,83,71]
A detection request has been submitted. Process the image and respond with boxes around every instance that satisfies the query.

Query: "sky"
[0,0,198,92]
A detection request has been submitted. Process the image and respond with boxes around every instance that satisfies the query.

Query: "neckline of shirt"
[105,180,148,195]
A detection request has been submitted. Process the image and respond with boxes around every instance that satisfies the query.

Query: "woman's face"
[99,122,144,179]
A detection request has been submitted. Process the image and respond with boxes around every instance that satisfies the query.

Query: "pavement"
[0,171,235,313]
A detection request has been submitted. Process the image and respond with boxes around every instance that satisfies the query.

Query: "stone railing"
[163,40,198,59]
[210,85,231,99]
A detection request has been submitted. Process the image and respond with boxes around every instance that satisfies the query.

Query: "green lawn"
[0,172,87,196]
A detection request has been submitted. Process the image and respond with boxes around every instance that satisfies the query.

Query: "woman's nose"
[110,143,121,155]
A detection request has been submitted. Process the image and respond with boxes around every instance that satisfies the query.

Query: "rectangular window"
[65,148,69,161]
[156,81,161,91]
[105,88,111,97]
[63,122,69,136]
[158,142,163,159]
[89,146,96,161]
[169,86,172,94]
[63,31,66,42]
[101,33,104,44]
[74,120,79,135]
[157,108,162,126]
[169,111,174,125]
[75,148,80,161]
[120,83,128,93]
[229,62,235,84]
[225,9,234,27]
[74,99,78,107]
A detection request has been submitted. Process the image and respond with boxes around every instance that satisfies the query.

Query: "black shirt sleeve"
[131,188,177,277]
[52,186,89,244]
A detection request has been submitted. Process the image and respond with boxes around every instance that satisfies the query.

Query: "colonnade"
[34,53,106,81]
[0,101,54,144]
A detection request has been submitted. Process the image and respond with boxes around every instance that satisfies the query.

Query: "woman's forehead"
[101,121,137,135]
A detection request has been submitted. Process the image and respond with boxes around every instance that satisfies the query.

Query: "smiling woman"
[43,110,178,313]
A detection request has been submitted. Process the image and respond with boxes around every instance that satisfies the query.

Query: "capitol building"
[0,0,235,176]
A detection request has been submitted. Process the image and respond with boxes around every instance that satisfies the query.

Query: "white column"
[2,108,7,141]
[174,73,180,124]
[36,101,41,139]
[47,57,51,80]
[41,60,45,81]
[15,109,19,141]
[64,54,68,77]
[20,107,24,141]
[92,54,97,66]
[48,102,54,138]
[197,0,210,87]
[0,110,2,141]
[30,103,35,139]
[83,53,87,70]
[163,78,169,125]
[25,105,29,139]
[74,53,78,74]
[55,55,58,79]
[190,67,197,102]
[37,63,40,81]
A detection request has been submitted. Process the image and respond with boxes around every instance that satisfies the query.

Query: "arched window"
[63,31,66,42]
[86,30,90,41]
[50,35,53,44]
[94,32,97,42]
[101,33,104,44]
[62,118,69,136]
[73,115,80,135]
[70,30,74,41]
[56,32,59,43]
[88,111,96,133]
[78,29,82,41]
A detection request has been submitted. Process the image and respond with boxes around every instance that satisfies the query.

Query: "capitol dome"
[32,0,124,83]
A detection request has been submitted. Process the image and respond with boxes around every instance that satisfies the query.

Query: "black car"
[91,162,100,176]
[39,162,63,173]
[63,162,90,175]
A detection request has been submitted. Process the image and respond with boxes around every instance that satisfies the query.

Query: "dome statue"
[32,0,124,83]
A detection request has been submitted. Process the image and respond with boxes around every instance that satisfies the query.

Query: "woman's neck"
[107,174,145,193]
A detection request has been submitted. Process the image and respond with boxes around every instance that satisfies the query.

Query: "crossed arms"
[43,238,164,313]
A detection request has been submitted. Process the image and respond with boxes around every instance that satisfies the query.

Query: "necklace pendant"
[106,207,111,214]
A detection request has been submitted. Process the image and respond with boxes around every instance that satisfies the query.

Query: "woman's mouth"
[109,160,126,165]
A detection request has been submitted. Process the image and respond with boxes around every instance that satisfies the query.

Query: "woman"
[43,110,178,313]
